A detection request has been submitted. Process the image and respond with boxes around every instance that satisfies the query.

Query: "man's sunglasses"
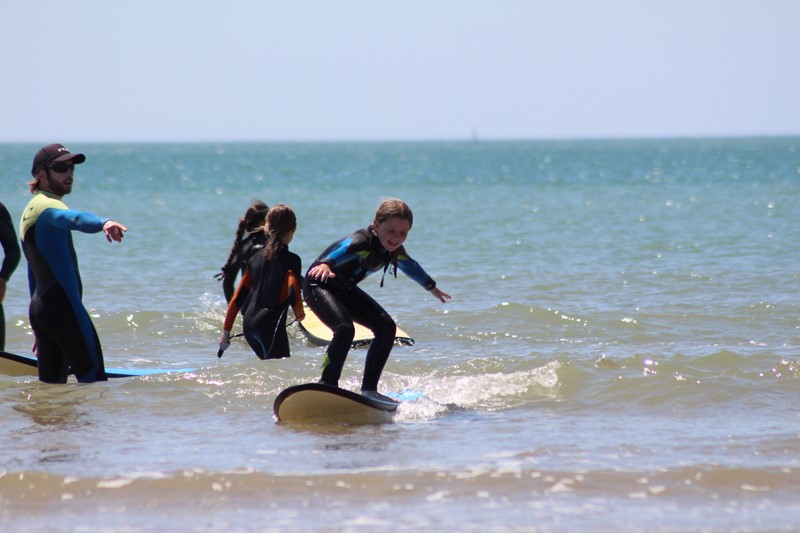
[47,162,75,173]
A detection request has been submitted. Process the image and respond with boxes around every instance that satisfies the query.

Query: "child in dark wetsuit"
[216,200,269,303]
[219,205,304,360]
[302,198,451,402]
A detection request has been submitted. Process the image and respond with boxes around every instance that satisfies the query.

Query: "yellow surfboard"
[273,383,397,424]
[298,304,414,348]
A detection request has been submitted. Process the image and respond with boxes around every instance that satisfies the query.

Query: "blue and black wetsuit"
[0,202,21,351]
[224,245,304,360]
[302,228,435,390]
[19,191,109,383]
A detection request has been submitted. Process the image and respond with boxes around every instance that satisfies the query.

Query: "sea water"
[0,139,798,532]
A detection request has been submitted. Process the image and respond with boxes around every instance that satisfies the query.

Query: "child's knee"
[334,322,356,343]
[375,313,396,338]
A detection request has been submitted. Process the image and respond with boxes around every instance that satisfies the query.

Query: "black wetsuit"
[302,228,435,391]
[0,202,21,351]
[222,232,267,303]
[224,245,303,359]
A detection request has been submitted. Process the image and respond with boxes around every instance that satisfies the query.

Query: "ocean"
[0,138,797,532]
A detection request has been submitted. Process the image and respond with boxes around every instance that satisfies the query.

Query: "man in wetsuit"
[0,201,21,351]
[20,144,127,383]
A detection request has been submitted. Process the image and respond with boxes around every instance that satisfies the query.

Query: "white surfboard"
[273,382,399,424]
[298,304,414,348]
[0,351,196,379]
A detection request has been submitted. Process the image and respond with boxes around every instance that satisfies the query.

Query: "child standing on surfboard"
[303,198,451,402]
[219,204,304,360]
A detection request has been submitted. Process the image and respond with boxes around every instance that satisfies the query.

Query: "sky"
[1,0,798,143]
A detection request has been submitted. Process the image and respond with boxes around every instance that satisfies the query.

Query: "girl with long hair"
[216,200,270,302]
[219,205,304,360]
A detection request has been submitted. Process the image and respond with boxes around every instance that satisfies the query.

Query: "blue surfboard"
[0,351,196,379]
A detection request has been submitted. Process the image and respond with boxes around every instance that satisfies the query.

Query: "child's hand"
[308,263,336,282]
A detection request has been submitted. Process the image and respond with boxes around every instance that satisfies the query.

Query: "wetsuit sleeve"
[281,270,305,320]
[396,248,437,290]
[39,208,110,234]
[223,270,253,330]
[221,269,236,303]
[280,251,304,320]
[0,204,21,281]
